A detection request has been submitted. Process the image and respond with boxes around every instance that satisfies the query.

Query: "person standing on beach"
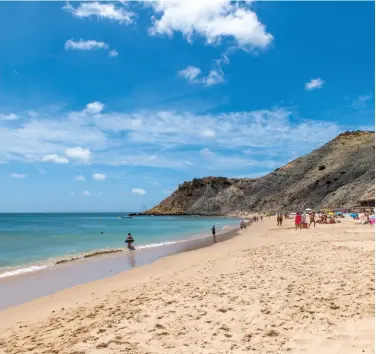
[309,212,316,228]
[295,213,302,230]
[260,215,263,222]
[277,214,283,226]
[211,225,216,241]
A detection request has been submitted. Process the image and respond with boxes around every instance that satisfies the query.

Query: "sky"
[0,1,374,212]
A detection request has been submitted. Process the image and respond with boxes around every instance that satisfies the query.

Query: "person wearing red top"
[295,212,302,230]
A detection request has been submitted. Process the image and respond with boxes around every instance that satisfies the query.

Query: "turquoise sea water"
[0,213,238,278]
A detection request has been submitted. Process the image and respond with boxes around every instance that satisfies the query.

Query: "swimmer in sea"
[125,233,135,250]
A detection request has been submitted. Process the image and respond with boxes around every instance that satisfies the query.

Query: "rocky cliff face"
[144,131,375,215]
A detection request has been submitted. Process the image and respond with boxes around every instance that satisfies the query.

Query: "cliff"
[144,131,375,215]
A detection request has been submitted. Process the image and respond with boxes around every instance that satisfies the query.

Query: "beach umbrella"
[305,208,312,211]
[335,211,342,215]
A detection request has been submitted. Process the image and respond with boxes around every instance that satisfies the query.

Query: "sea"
[0,213,238,279]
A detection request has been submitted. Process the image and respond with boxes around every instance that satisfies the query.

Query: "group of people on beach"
[294,211,316,230]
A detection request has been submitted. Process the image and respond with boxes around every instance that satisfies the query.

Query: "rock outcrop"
[144,131,375,215]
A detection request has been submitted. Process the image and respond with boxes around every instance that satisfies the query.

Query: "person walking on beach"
[260,215,263,222]
[277,214,283,226]
[309,212,316,228]
[125,233,135,250]
[295,213,302,230]
[211,225,216,241]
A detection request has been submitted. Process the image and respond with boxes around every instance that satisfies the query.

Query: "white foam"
[0,265,48,279]
[137,241,178,249]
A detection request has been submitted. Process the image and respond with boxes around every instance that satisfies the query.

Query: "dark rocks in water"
[143,131,375,215]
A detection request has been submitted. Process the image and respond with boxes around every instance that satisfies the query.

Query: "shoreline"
[1,219,373,354]
[0,216,242,280]
[0,221,245,310]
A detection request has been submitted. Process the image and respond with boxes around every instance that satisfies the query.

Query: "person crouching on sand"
[125,233,135,250]
[295,212,302,230]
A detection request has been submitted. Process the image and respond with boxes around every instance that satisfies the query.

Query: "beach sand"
[0,218,374,353]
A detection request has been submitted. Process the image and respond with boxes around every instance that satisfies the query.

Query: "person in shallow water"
[125,233,135,250]
[211,225,216,237]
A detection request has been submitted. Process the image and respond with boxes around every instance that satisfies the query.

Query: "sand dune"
[0,220,374,353]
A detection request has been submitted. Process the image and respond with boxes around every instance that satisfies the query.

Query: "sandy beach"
[0,218,374,354]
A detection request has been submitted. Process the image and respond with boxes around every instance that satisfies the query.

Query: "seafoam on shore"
[0,219,373,354]
[0,214,237,279]
[0,225,237,279]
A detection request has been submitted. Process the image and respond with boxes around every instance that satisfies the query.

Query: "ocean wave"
[0,225,238,279]
[0,265,48,279]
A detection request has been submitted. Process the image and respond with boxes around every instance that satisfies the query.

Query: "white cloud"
[202,129,216,138]
[200,147,216,158]
[83,190,91,196]
[178,66,201,83]
[92,173,106,181]
[132,188,146,195]
[202,69,224,86]
[0,113,18,121]
[352,95,372,109]
[305,78,324,91]
[84,101,104,114]
[109,49,119,57]
[0,102,346,173]
[65,147,91,163]
[149,1,273,50]
[178,66,224,86]
[64,2,134,24]
[42,154,69,164]
[10,173,26,179]
[65,39,109,51]
[74,175,85,181]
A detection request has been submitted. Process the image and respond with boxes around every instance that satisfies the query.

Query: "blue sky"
[0,1,374,212]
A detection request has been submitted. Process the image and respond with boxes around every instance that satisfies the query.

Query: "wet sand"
[0,219,374,354]
[0,224,240,310]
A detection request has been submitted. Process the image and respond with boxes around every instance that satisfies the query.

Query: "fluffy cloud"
[0,113,18,121]
[74,175,85,181]
[92,173,106,181]
[83,190,91,196]
[84,101,104,114]
[10,173,26,178]
[149,1,273,50]
[178,66,224,86]
[132,188,146,195]
[65,147,91,163]
[64,2,134,24]
[109,49,119,57]
[178,66,201,83]
[305,78,324,91]
[65,39,109,51]
[42,154,69,164]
